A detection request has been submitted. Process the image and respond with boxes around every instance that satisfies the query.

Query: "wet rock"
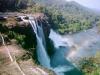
[16,17,23,22]
[0,16,7,21]
[0,13,51,37]
[24,16,29,20]
[17,21,29,27]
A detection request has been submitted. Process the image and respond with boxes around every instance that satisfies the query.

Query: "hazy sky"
[66,0,100,10]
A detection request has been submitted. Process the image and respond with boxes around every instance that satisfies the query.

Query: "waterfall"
[29,17,51,68]
[49,29,83,75]
[28,17,82,75]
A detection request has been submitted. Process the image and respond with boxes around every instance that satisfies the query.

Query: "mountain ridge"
[32,0,100,34]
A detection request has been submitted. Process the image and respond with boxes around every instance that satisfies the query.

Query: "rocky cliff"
[0,13,50,37]
[0,9,54,75]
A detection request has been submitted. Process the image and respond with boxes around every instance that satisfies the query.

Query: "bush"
[78,52,100,75]
[0,0,33,11]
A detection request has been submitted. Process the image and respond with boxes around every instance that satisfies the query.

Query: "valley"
[0,0,100,75]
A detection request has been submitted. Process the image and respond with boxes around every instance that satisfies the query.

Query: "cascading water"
[29,17,51,68]
[49,30,77,75]
[29,17,82,75]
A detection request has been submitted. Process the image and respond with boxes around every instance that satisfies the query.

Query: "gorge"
[0,0,100,75]
[28,16,82,75]
[28,15,100,75]
[0,13,100,75]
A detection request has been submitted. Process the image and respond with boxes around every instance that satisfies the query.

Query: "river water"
[63,27,100,61]
[29,17,100,75]
[49,27,100,75]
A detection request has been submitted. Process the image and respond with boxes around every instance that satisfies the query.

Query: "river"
[29,17,100,75]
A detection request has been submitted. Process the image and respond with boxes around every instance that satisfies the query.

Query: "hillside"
[33,0,99,16]
[33,0,100,34]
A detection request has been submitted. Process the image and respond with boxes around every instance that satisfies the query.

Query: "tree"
[78,52,100,75]
[0,0,33,11]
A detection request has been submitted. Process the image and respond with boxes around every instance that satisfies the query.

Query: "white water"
[29,17,51,68]
[49,30,76,75]
[29,17,83,75]
[49,29,73,48]
[22,16,100,75]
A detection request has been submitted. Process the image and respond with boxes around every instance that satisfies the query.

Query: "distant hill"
[33,0,99,19]
[33,0,100,34]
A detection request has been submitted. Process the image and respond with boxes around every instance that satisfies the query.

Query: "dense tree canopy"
[32,0,100,34]
[0,0,33,11]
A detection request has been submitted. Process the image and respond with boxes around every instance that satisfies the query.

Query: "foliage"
[78,52,100,75]
[32,0,100,34]
[15,34,26,47]
[7,30,38,61]
[0,0,33,11]
[97,21,100,26]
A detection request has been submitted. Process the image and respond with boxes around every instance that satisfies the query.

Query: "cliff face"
[0,13,50,48]
[0,1,53,74]
[0,13,50,37]
[0,20,54,75]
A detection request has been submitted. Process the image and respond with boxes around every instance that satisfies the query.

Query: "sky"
[66,0,100,11]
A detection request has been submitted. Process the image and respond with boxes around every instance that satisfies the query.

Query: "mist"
[66,0,100,11]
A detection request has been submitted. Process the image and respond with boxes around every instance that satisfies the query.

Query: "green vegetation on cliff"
[78,53,100,75]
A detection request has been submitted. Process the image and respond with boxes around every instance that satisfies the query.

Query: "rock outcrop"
[0,13,50,37]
